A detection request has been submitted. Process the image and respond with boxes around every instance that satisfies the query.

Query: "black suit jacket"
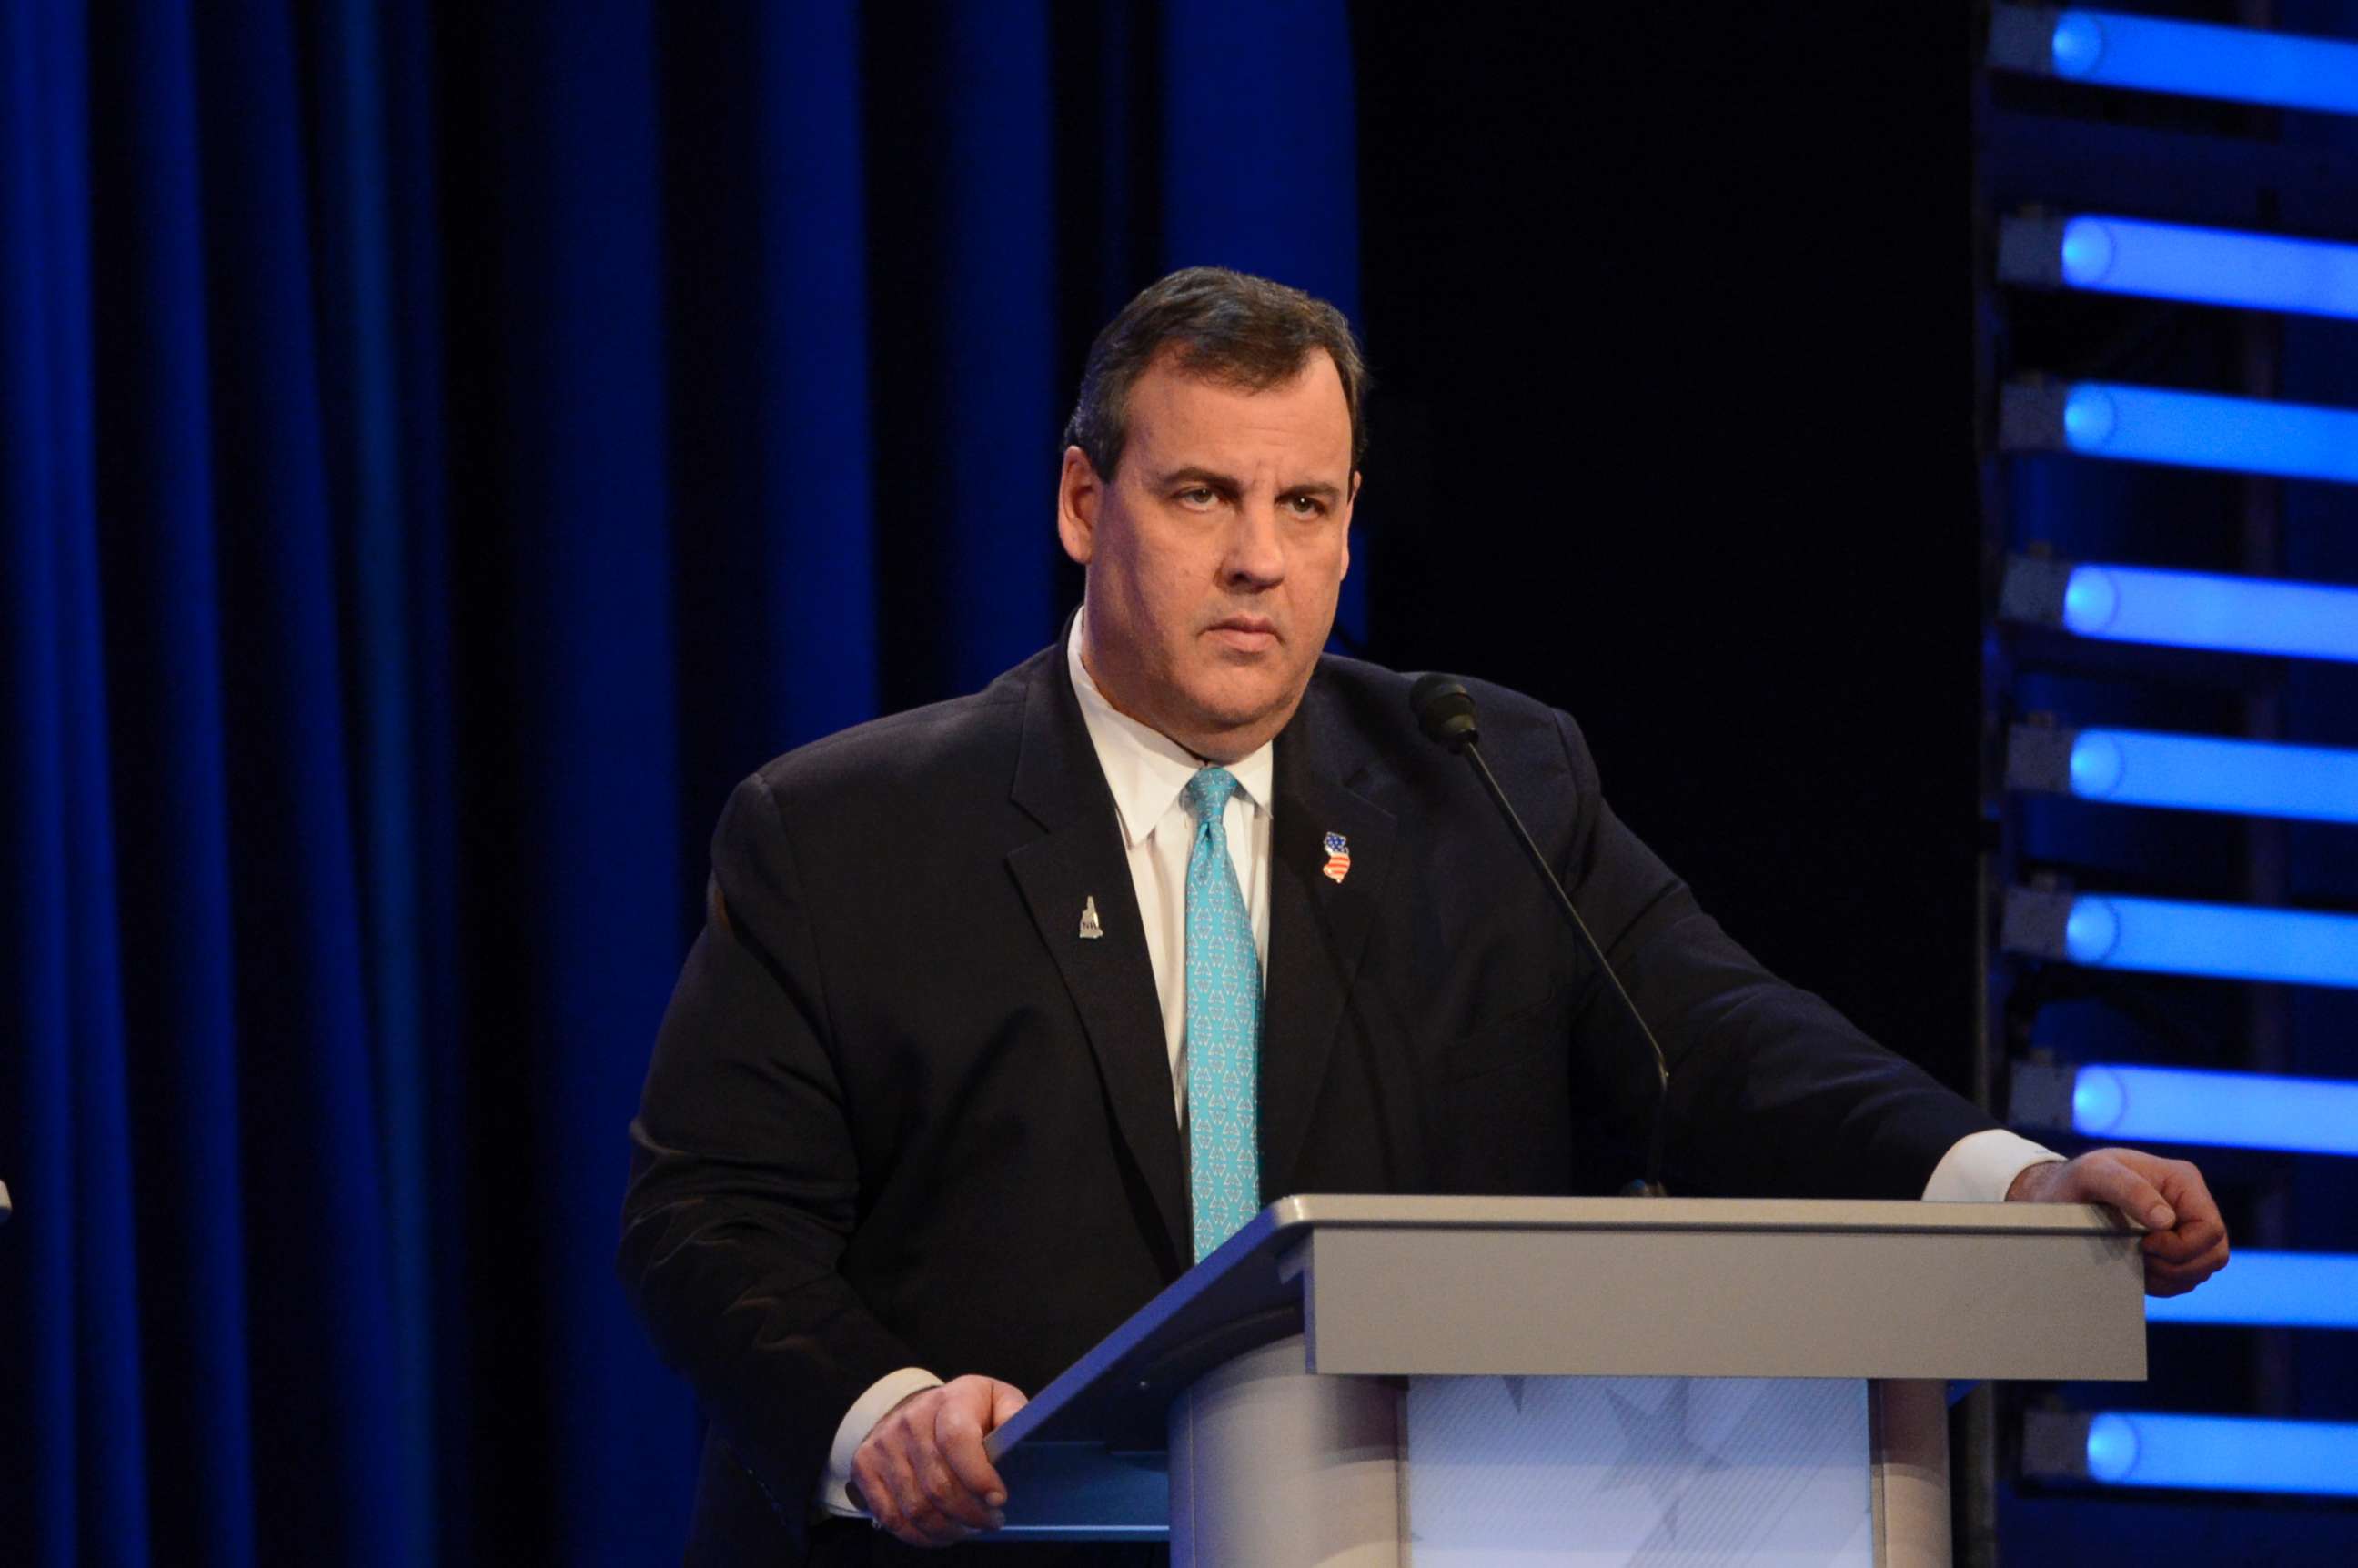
[618,637,1998,1565]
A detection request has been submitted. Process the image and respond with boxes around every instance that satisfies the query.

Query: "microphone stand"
[1416,677,1670,1195]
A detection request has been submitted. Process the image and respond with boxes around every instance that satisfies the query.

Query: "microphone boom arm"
[1413,674,1671,1195]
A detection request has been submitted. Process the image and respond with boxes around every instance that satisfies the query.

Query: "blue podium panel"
[1406,1376,1873,1567]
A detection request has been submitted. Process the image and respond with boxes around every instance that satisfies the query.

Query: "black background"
[1352,5,1982,1091]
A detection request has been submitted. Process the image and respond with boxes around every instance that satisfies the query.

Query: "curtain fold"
[4,4,150,1563]
[313,0,440,1548]
[937,0,1059,697]
[0,4,1359,1561]
[479,4,695,1560]
[87,0,253,1559]
[193,8,411,1556]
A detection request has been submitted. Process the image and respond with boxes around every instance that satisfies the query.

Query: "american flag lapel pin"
[1078,895,1103,939]
[1322,832,1352,884]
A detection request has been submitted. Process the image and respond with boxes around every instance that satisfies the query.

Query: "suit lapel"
[1006,644,1191,1271]
[1259,681,1397,1201]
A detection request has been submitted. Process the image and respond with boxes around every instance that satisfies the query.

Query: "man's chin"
[1174,684,1306,753]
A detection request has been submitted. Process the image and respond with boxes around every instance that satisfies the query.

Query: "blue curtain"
[0,1,1358,1562]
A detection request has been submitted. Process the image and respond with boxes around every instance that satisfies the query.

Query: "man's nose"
[1222,501,1287,588]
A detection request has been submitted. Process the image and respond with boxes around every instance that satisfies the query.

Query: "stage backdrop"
[0,3,1356,1563]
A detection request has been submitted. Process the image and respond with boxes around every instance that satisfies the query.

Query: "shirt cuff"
[816,1367,946,1518]
[1921,1128,2065,1203]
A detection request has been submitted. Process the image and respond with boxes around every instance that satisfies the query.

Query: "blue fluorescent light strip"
[2085,1412,2358,1497]
[2068,729,2358,824]
[2146,1251,2358,1328]
[2061,563,2358,664]
[2071,1063,2358,1158]
[2058,215,2358,321]
[2048,9,2358,117]
[2061,382,2358,485]
[2063,895,2358,990]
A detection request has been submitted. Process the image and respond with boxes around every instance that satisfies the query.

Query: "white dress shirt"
[1064,609,1275,1122]
[814,609,2059,1516]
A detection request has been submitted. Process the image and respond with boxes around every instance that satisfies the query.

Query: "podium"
[983,1195,2143,1565]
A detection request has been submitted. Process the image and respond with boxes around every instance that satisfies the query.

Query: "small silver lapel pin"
[1078,895,1103,940]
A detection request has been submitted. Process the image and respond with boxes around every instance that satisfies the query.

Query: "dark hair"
[1062,266,1370,480]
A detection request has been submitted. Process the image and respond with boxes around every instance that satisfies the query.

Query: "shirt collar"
[1068,608,1275,849]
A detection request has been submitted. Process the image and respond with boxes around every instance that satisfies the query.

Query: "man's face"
[1056,349,1357,762]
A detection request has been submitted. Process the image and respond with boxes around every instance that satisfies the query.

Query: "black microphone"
[1410,674,1670,1196]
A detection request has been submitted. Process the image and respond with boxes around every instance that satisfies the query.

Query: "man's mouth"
[1206,617,1279,651]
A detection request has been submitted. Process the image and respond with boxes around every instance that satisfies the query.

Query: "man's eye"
[1285,495,1325,517]
[1178,487,1216,506]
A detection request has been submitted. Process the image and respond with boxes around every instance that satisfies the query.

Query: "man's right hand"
[848,1374,1027,1547]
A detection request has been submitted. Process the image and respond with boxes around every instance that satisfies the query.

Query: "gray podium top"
[989,1193,2145,1461]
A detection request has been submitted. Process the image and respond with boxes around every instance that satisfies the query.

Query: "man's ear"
[1056,447,1101,566]
[1338,469,1361,579]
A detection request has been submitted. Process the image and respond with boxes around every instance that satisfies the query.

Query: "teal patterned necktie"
[1183,766,1261,1263]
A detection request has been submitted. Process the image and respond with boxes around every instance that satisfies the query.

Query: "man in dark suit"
[618,268,2226,1564]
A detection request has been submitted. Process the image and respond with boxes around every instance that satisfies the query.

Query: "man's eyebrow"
[1148,467,1345,500]
[1150,465,1245,495]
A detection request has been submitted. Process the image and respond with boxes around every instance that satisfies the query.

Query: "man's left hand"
[2007,1146,2229,1296]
